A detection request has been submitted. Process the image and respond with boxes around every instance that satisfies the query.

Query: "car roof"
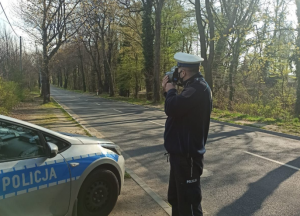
[0,114,81,144]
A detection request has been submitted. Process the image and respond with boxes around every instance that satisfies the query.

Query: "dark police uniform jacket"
[164,72,212,157]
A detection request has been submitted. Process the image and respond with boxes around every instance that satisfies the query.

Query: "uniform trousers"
[168,154,204,216]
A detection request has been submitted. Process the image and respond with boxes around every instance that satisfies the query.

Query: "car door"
[0,119,71,216]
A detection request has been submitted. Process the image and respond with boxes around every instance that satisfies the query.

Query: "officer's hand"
[165,83,175,92]
[162,75,169,91]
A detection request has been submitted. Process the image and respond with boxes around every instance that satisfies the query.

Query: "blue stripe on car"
[0,153,118,199]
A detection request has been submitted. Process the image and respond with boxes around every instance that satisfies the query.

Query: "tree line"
[1,0,300,119]
[0,25,38,114]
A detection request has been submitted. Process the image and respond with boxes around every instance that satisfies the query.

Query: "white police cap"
[174,52,204,67]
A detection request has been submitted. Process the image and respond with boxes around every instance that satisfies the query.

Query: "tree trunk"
[142,0,154,101]
[90,65,96,92]
[60,72,63,87]
[95,38,104,93]
[153,0,164,103]
[83,38,103,93]
[107,38,115,97]
[228,33,241,110]
[296,0,300,116]
[205,0,214,92]
[211,0,239,95]
[101,36,110,93]
[64,69,68,89]
[73,68,77,90]
[135,54,139,99]
[5,31,9,80]
[56,73,59,87]
[78,51,86,92]
[195,0,214,93]
[41,1,50,103]
[135,73,139,99]
[42,47,50,103]
[296,74,300,117]
[39,69,42,89]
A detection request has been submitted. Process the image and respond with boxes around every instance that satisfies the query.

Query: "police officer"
[162,52,212,216]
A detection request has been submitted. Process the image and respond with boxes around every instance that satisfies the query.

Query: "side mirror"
[47,142,58,158]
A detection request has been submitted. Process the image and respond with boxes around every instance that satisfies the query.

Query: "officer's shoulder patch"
[181,87,196,98]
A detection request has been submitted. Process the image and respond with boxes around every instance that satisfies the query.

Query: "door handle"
[69,163,80,167]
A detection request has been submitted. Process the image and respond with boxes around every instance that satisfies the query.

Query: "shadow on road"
[216,157,300,216]
[211,120,300,142]
[123,143,165,157]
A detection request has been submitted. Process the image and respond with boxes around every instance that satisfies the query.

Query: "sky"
[0,0,35,51]
[284,1,297,24]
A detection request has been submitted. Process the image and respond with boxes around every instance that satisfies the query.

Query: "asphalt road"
[51,86,300,216]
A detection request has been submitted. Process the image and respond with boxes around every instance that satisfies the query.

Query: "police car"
[0,115,125,216]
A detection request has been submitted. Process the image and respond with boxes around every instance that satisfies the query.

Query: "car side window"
[0,120,47,161]
[43,134,70,152]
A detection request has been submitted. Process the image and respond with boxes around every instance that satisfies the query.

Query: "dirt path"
[9,94,86,135]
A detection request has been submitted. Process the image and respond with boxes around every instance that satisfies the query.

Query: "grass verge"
[211,108,300,135]
[124,171,131,179]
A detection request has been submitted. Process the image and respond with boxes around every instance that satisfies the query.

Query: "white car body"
[0,115,125,216]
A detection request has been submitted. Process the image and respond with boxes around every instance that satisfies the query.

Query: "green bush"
[293,118,299,123]
[0,77,23,114]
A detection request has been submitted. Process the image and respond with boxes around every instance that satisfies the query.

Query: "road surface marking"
[149,121,164,127]
[244,151,300,171]
[114,109,122,113]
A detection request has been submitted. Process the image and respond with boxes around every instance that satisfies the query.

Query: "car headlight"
[100,143,122,155]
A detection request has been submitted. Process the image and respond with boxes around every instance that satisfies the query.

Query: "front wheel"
[77,169,119,216]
